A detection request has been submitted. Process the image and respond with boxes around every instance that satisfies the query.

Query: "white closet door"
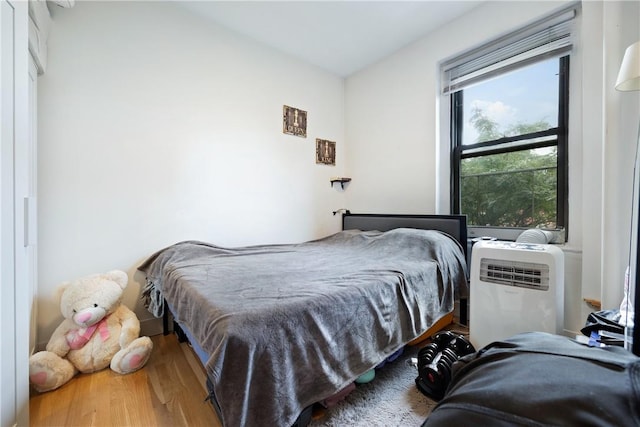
[27,53,39,357]
[0,3,18,426]
[1,0,31,425]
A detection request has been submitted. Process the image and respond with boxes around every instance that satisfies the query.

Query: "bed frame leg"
[163,300,169,335]
[460,297,468,326]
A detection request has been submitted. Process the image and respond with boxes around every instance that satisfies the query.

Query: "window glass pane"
[461,147,557,228]
[462,58,559,145]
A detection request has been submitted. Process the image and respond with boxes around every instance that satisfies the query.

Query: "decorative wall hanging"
[283,105,307,138]
[316,139,336,166]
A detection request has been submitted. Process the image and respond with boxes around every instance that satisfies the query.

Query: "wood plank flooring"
[30,321,469,426]
[29,334,222,427]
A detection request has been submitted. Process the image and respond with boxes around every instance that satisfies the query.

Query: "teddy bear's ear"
[104,270,128,290]
[55,282,71,301]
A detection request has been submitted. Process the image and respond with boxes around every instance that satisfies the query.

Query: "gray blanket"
[138,228,468,427]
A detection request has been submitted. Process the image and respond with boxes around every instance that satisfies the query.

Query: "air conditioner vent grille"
[480,258,549,290]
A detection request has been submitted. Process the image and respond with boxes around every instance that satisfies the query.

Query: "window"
[442,4,575,237]
[453,57,569,229]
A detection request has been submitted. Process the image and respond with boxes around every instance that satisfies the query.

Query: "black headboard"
[342,213,468,258]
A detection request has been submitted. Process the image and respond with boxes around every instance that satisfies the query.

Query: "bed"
[138,213,468,427]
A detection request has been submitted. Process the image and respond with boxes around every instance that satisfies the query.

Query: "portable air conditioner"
[469,240,564,349]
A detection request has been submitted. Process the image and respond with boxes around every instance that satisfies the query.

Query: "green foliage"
[461,107,557,228]
[471,106,552,142]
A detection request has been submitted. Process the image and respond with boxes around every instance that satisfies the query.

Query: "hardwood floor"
[29,334,222,427]
[29,321,469,426]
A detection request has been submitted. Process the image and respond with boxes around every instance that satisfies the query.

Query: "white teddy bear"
[29,270,153,392]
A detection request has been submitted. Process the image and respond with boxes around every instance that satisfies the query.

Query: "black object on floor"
[415,331,475,400]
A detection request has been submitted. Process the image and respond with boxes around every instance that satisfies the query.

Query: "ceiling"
[178,1,484,77]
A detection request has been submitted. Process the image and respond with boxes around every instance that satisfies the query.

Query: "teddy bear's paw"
[111,336,153,374]
[29,351,77,393]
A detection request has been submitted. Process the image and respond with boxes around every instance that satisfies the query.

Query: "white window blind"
[441,3,578,95]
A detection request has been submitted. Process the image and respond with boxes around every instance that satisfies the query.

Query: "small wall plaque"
[316,139,336,166]
[283,105,307,138]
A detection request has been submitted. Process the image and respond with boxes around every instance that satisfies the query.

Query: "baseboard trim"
[141,317,165,337]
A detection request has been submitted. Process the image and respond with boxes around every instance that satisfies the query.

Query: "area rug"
[309,345,438,427]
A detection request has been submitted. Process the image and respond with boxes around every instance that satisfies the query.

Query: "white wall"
[37,0,640,344]
[38,1,346,341]
[345,0,640,334]
[344,55,438,214]
[601,0,640,311]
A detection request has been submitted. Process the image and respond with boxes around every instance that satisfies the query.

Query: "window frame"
[451,55,570,239]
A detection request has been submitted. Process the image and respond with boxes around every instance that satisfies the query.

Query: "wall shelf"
[330,177,351,189]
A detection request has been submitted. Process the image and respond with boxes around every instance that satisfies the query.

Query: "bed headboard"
[342,213,468,257]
